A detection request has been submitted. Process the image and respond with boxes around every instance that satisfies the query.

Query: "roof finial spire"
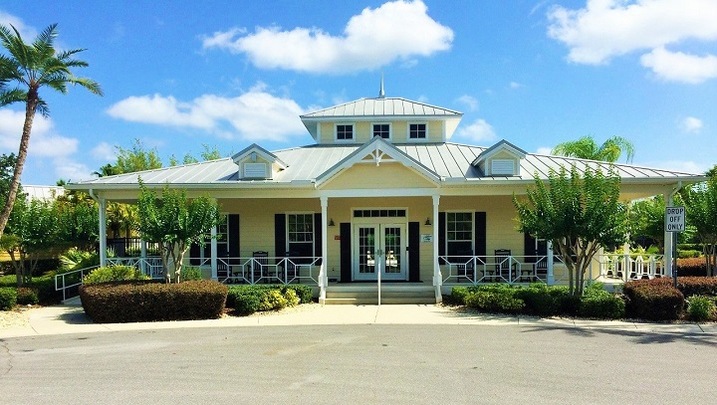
[378,73,385,98]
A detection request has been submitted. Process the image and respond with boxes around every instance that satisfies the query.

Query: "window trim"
[286,212,315,256]
[335,123,354,141]
[198,216,229,261]
[445,211,474,255]
[408,122,428,140]
[372,122,391,140]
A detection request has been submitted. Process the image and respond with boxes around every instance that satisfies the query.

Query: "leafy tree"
[114,139,163,174]
[628,195,666,251]
[55,195,99,251]
[0,23,102,240]
[514,167,628,296]
[552,136,635,163]
[680,178,717,276]
[2,197,61,285]
[136,182,222,283]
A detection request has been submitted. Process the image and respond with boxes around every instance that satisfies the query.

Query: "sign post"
[665,206,685,288]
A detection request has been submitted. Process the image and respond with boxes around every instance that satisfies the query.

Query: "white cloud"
[91,142,117,161]
[53,158,94,182]
[680,116,704,133]
[536,147,553,155]
[547,0,717,83]
[0,11,37,39]
[641,47,717,83]
[0,110,77,158]
[456,95,478,111]
[201,0,453,74]
[455,119,497,143]
[106,85,306,142]
[509,81,523,89]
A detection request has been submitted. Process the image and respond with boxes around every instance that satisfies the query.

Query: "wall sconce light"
[424,218,432,226]
[329,218,335,227]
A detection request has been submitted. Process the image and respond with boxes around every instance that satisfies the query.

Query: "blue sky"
[1,0,716,185]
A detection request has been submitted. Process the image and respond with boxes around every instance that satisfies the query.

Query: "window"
[287,213,314,257]
[409,123,427,139]
[195,216,229,261]
[353,209,406,218]
[336,124,353,140]
[373,124,390,139]
[447,212,473,256]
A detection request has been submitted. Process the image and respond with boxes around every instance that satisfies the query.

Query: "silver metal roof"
[69,142,705,189]
[300,97,463,118]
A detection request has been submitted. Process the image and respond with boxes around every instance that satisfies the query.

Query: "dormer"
[232,144,287,180]
[300,85,462,145]
[472,140,527,177]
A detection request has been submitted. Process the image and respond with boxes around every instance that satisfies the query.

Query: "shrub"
[16,287,39,305]
[180,266,203,282]
[448,286,470,305]
[675,277,717,297]
[676,257,707,277]
[80,280,227,323]
[514,283,561,317]
[0,287,17,310]
[284,288,300,307]
[287,284,313,304]
[623,278,684,321]
[83,265,150,285]
[464,286,525,314]
[678,250,701,259]
[230,290,261,316]
[259,289,289,311]
[579,285,625,319]
[686,296,716,322]
[226,284,308,315]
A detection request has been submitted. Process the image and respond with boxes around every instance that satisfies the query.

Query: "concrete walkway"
[2,303,717,339]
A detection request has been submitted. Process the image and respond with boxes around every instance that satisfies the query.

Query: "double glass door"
[354,224,406,281]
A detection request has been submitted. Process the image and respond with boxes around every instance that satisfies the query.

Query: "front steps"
[324,283,436,305]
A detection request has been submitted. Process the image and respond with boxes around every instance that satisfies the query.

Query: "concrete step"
[324,284,435,305]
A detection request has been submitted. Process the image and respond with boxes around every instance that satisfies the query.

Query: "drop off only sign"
[665,206,685,232]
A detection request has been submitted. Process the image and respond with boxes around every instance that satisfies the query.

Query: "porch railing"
[593,253,665,281]
[440,255,549,285]
[107,255,322,285]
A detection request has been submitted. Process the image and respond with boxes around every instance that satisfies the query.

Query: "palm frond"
[0,88,27,106]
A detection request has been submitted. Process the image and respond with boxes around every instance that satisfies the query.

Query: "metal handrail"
[54,265,99,302]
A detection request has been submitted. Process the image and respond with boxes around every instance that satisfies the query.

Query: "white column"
[210,225,218,280]
[432,195,441,302]
[320,196,329,302]
[665,189,674,277]
[547,240,554,285]
[98,197,107,267]
[140,239,147,275]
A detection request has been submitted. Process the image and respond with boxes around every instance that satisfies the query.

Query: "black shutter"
[408,221,420,282]
[189,242,200,265]
[314,213,322,262]
[340,223,351,282]
[274,214,286,257]
[228,215,240,258]
[475,212,487,257]
[438,212,446,258]
[524,232,536,256]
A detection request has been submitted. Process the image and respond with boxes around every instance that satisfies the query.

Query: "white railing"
[440,255,549,285]
[107,255,322,285]
[594,253,665,281]
[54,265,99,302]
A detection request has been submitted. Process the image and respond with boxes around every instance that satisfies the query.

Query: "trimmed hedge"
[676,257,707,277]
[0,287,17,310]
[226,284,312,316]
[675,276,717,297]
[83,265,150,285]
[80,280,228,323]
[0,274,62,305]
[578,285,626,319]
[623,278,684,321]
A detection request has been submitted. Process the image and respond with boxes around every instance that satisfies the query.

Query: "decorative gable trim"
[232,143,287,180]
[472,139,527,177]
[315,136,440,187]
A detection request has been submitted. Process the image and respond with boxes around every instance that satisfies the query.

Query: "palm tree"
[551,136,635,163]
[0,23,102,239]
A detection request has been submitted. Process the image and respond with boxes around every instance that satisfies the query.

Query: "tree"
[514,167,628,296]
[136,182,222,283]
[628,195,666,251]
[552,136,635,163]
[2,197,61,285]
[114,139,162,173]
[55,195,99,251]
[680,177,717,276]
[0,23,102,241]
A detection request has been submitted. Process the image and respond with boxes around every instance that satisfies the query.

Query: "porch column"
[140,239,147,275]
[98,197,107,267]
[210,225,218,280]
[320,196,329,301]
[547,240,554,285]
[432,195,442,302]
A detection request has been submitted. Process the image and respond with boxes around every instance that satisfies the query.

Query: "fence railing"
[54,265,98,302]
[440,255,549,285]
[594,253,665,281]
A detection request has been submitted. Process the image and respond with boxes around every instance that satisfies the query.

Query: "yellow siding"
[428,121,443,142]
[392,122,407,142]
[322,163,436,190]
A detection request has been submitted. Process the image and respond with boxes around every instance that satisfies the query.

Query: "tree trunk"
[0,93,37,241]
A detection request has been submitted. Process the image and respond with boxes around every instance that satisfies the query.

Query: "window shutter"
[228,215,240,258]
[274,214,286,257]
[491,159,515,175]
[340,223,351,282]
[408,222,420,282]
[243,162,267,178]
[438,212,446,259]
[475,212,487,257]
